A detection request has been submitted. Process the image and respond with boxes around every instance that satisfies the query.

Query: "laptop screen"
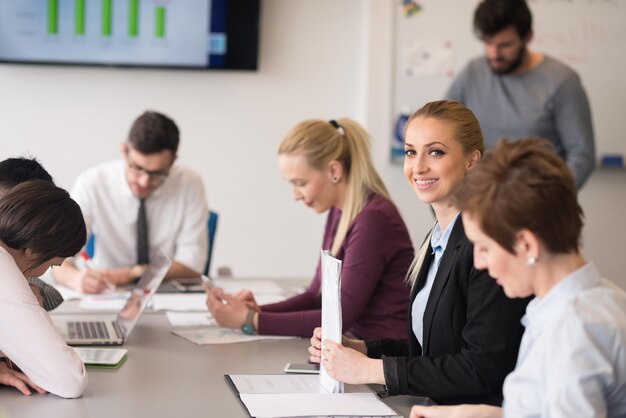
[117,249,171,337]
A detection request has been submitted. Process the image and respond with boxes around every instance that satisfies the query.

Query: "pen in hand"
[79,251,115,291]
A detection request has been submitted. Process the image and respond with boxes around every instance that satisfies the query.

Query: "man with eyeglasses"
[53,111,208,293]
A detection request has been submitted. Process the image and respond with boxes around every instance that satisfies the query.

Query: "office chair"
[83,210,218,275]
[204,210,219,276]
[84,233,95,259]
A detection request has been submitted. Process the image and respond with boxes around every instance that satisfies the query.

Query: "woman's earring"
[526,257,537,266]
[332,177,338,183]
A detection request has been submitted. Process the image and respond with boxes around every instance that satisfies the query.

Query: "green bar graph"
[155,7,166,38]
[47,0,58,34]
[75,0,85,35]
[128,0,139,37]
[102,0,112,36]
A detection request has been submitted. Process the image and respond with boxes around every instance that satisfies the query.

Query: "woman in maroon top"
[205,118,414,338]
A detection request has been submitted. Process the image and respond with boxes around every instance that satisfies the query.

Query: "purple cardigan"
[258,194,414,338]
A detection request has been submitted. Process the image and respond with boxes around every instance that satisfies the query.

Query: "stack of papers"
[229,375,399,418]
[320,250,343,394]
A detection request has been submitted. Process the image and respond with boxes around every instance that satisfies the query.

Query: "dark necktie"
[137,198,149,265]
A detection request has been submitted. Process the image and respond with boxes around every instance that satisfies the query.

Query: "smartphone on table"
[283,362,320,374]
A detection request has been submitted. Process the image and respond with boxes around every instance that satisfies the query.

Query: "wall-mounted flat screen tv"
[0,0,260,70]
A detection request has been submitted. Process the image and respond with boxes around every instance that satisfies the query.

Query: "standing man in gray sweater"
[445,0,595,189]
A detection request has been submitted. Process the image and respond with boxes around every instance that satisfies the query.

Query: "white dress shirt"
[0,247,87,398]
[503,262,626,418]
[71,160,208,272]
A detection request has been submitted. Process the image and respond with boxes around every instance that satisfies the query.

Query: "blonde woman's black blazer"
[366,216,529,406]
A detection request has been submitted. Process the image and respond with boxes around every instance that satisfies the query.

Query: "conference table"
[0,280,431,418]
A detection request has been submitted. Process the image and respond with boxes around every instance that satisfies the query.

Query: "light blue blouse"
[503,262,626,417]
[411,212,460,347]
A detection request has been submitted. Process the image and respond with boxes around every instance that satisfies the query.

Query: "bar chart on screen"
[0,0,211,66]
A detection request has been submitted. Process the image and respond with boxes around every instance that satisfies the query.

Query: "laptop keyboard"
[68,321,111,340]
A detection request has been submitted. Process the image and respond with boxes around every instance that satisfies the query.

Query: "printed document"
[229,374,371,394]
[151,294,208,311]
[239,393,397,417]
[165,311,216,326]
[320,250,343,394]
[229,375,397,418]
[171,327,296,345]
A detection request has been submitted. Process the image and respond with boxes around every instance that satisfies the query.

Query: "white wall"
[0,0,368,280]
[0,0,624,288]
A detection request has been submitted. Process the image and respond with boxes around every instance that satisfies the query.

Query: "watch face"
[241,323,254,335]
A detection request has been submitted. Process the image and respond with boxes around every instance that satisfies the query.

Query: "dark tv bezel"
[0,0,260,71]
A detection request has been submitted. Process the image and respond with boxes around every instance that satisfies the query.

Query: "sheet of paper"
[151,294,208,311]
[172,327,296,345]
[79,292,131,310]
[165,311,216,326]
[320,250,343,394]
[52,283,128,303]
[212,279,284,295]
[52,284,85,301]
[231,374,327,394]
[229,374,371,395]
[239,392,397,417]
[177,288,286,307]
[249,294,286,306]
[403,40,454,78]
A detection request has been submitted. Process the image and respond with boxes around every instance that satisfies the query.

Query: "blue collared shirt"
[503,262,626,417]
[411,212,460,347]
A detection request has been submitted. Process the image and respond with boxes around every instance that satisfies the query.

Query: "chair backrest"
[204,210,219,276]
[84,233,96,259]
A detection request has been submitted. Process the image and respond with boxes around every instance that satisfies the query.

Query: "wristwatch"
[241,309,256,335]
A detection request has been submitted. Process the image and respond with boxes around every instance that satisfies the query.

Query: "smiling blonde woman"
[309,100,528,406]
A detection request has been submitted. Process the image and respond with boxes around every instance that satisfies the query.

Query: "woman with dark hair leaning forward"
[411,138,626,417]
[0,180,88,398]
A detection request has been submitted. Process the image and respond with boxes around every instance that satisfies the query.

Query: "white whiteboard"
[392,0,626,157]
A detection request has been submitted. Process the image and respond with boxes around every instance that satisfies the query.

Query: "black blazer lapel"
[409,243,434,302]
[421,216,465,354]
[407,240,434,356]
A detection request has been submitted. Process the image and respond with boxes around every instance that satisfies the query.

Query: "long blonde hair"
[279,118,390,255]
[405,100,484,287]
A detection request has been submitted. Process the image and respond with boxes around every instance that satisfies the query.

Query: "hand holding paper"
[320,339,385,385]
[308,327,323,363]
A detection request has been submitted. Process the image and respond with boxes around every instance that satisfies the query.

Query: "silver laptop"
[54,249,171,346]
